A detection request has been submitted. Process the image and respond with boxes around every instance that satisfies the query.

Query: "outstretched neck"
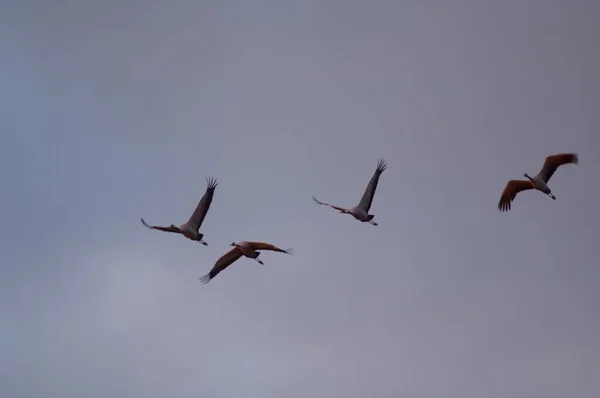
[523,173,534,182]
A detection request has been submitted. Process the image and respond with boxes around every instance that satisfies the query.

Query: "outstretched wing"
[140,218,181,234]
[187,177,218,231]
[199,247,243,284]
[536,153,579,183]
[497,180,535,212]
[312,196,348,212]
[358,159,387,212]
[248,242,294,254]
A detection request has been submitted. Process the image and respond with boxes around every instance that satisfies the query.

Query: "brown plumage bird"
[140,177,218,245]
[199,241,294,283]
[498,153,579,212]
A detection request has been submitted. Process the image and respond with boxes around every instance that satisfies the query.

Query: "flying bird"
[313,158,387,225]
[199,241,294,283]
[140,177,218,245]
[498,153,579,212]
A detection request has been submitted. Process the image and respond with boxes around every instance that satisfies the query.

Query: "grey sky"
[1,1,599,397]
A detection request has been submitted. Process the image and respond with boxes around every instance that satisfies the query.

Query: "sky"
[1,0,599,397]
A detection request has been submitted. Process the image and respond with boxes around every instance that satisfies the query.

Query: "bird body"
[199,241,293,283]
[234,241,261,259]
[498,153,578,211]
[527,175,551,194]
[313,158,387,225]
[346,206,372,222]
[179,222,204,241]
[141,177,218,245]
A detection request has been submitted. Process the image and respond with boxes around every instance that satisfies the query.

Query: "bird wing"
[140,218,181,234]
[312,196,348,212]
[497,179,535,212]
[358,159,387,212]
[187,177,218,231]
[199,247,243,283]
[248,242,294,254]
[536,153,579,183]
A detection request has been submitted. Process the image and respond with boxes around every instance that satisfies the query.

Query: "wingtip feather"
[497,196,511,212]
[206,176,218,190]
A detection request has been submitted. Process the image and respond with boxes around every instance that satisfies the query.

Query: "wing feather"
[312,196,348,212]
[358,159,387,211]
[140,218,181,234]
[497,180,534,212]
[199,247,243,283]
[536,153,578,183]
[248,242,294,254]
[188,177,218,231]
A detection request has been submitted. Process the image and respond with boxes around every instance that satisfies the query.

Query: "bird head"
[230,242,238,247]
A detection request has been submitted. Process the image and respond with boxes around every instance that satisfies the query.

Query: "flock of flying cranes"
[140,152,579,283]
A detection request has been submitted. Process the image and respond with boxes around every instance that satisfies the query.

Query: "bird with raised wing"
[498,153,579,212]
[199,241,294,283]
[140,177,218,245]
[313,158,387,225]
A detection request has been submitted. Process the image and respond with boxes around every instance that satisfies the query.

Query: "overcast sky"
[2,1,599,397]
